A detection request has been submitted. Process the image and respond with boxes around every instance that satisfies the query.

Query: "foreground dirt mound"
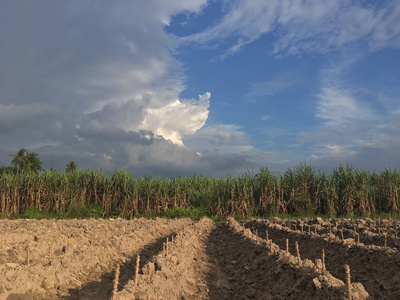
[0,218,191,299]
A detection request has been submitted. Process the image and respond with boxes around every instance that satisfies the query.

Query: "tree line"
[0,148,77,175]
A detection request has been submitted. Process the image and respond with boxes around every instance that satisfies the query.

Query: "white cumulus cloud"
[141,92,210,145]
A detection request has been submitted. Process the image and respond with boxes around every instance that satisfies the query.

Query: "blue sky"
[1,0,400,176]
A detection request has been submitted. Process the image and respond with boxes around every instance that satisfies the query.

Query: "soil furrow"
[205,222,319,299]
[63,233,177,299]
[246,220,400,299]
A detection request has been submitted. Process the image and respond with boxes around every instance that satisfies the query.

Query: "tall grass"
[0,165,399,218]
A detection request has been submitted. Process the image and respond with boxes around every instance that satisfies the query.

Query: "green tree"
[65,161,77,173]
[10,148,43,174]
[10,148,27,172]
[25,152,43,173]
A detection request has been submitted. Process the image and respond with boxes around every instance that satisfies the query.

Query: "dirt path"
[246,220,400,299]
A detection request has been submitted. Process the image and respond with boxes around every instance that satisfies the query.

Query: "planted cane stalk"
[295,241,301,263]
[112,264,120,300]
[135,255,140,287]
[344,264,352,300]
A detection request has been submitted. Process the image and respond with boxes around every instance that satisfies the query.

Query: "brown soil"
[204,221,348,300]
[280,218,400,249]
[0,217,376,299]
[117,218,367,300]
[116,218,215,300]
[245,219,400,299]
[0,218,191,299]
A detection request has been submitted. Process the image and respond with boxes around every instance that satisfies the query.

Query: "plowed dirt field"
[2,217,392,299]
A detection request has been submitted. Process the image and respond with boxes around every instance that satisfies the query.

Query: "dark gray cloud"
[28,130,253,177]
[0,0,263,176]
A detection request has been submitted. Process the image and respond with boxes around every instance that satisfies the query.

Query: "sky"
[1,0,400,177]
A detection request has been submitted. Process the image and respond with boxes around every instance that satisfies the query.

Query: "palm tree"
[25,152,43,173]
[66,161,77,173]
[10,148,27,172]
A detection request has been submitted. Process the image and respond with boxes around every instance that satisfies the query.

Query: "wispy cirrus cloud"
[315,87,377,127]
[298,53,399,170]
[306,109,400,171]
[182,0,400,57]
[260,115,270,121]
[247,72,299,99]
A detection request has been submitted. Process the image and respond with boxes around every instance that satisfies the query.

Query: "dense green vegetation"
[0,164,399,219]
